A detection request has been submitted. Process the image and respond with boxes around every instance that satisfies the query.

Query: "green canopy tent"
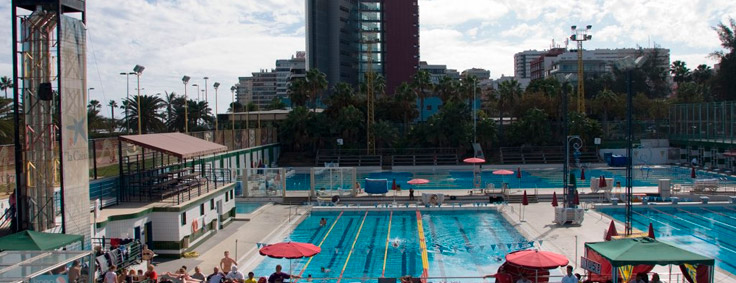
[0,230,84,251]
[584,237,715,283]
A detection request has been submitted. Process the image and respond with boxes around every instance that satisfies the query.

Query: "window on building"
[181,212,186,226]
[200,203,205,216]
[210,199,215,210]
[225,192,229,202]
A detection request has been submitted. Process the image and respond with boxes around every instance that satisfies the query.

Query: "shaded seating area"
[118,133,230,204]
[585,237,715,283]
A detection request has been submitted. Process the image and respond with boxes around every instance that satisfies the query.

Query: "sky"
[0,0,735,118]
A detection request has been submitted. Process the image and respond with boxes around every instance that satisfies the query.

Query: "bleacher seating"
[500,146,599,164]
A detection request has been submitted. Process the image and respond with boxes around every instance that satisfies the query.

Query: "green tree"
[393,82,418,135]
[306,69,328,111]
[0,98,14,144]
[568,112,602,145]
[279,106,312,151]
[497,79,523,143]
[411,70,432,122]
[108,100,118,133]
[287,78,309,107]
[507,108,551,146]
[591,89,619,137]
[0,76,13,99]
[436,76,459,103]
[188,100,213,130]
[324,82,356,117]
[267,97,286,110]
[711,18,736,100]
[670,60,691,83]
[228,101,244,113]
[123,95,166,134]
[692,64,713,85]
[87,100,105,133]
[335,105,365,147]
[373,120,398,149]
[675,82,705,103]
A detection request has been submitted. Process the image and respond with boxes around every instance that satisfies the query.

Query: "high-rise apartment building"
[306,0,419,95]
[237,52,306,109]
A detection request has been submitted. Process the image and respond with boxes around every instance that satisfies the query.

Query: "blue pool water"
[599,205,736,276]
[285,166,736,190]
[252,210,529,281]
[235,202,265,214]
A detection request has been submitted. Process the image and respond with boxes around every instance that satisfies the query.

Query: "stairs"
[505,193,539,204]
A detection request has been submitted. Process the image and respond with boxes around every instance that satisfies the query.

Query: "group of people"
[101,264,159,283]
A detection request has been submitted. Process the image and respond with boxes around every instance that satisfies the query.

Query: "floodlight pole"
[231,85,237,148]
[570,25,592,114]
[120,72,135,133]
[213,82,220,133]
[134,65,145,135]
[182,76,191,133]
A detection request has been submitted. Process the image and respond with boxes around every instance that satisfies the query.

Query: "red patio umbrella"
[391,179,397,190]
[522,190,529,206]
[573,190,580,205]
[516,167,522,178]
[605,220,618,241]
[259,242,321,259]
[407,178,430,185]
[463,157,486,164]
[580,168,586,180]
[691,167,696,178]
[493,169,514,175]
[599,175,607,188]
[648,222,655,239]
[551,191,558,207]
[505,249,569,269]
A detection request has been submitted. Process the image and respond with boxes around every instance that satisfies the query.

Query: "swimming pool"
[598,205,736,276]
[285,166,736,190]
[252,210,529,281]
[235,202,265,214]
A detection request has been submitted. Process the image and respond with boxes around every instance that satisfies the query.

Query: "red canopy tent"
[496,249,569,283]
[551,191,558,207]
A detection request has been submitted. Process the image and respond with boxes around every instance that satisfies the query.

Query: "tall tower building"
[306,0,419,95]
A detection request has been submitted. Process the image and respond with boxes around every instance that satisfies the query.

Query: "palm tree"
[267,97,286,110]
[394,82,418,135]
[373,120,398,148]
[123,95,166,134]
[497,79,522,143]
[188,100,213,129]
[670,60,691,83]
[0,76,13,99]
[437,76,459,103]
[0,98,14,144]
[306,69,328,111]
[162,91,178,125]
[325,82,356,116]
[108,100,118,133]
[287,78,309,107]
[593,89,619,137]
[228,102,244,113]
[692,64,713,85]
[411,70,432,122]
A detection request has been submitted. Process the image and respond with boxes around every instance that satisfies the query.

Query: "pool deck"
[500,202,736,282]
[153,195,736,282]
[153,203,309,276]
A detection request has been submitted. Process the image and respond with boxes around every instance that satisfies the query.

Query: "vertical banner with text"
[60,16,91,245]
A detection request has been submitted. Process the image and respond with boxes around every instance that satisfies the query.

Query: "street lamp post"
[230,85,237,147]
[204,76,209,106]
[120,72,135,133]
[192,84,200,101]
[182,76,191,133]
[569,25,592,114]
[87,87,94,101]
[133,65,145,135]
[213,82,220,133]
